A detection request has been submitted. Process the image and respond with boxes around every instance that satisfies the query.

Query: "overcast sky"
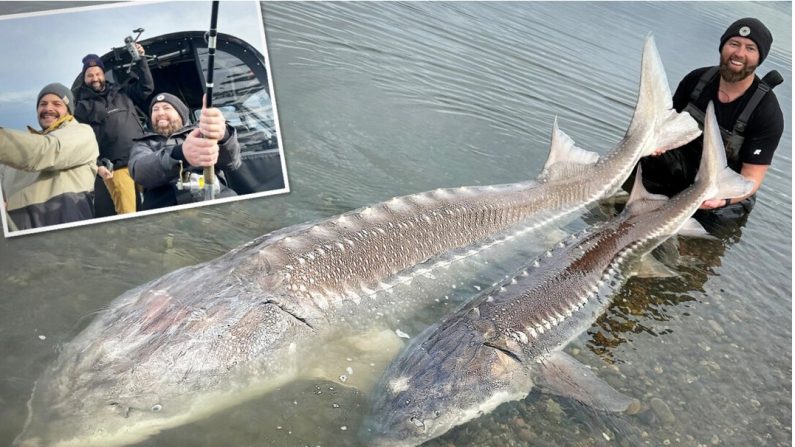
[0,1,268,129]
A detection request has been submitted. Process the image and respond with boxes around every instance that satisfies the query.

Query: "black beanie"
[150,93,190,125]
[719,18,773,64]
[82,54,105,74]
[37,83,75,115]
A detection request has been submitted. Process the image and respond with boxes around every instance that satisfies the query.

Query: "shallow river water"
[0,2,791,447]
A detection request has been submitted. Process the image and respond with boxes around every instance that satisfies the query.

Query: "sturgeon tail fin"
[696,101,755,200]
[628,35,702,156]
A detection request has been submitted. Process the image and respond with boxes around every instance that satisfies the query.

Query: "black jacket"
[129,123,242,210]
[74,59,155,168]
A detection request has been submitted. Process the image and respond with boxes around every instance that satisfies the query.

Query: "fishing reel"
[176,162,220,196]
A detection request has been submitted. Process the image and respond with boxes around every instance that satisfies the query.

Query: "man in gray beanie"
[0,83,98,231]
[630,17,784,231]
[128,93,241,210]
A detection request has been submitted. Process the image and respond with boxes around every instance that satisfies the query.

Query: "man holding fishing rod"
[127,1,239,211]
[128,93,240,210]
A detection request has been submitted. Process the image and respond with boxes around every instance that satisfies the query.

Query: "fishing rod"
[203,0,220,201]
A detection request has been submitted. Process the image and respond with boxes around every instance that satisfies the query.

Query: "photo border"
[0,0,290,238]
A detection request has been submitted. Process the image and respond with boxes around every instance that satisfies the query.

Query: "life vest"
[682,67,782,164]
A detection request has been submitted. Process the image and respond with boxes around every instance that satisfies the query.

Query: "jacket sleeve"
[0,123,99,173]
[216,124,242,172]
[125,58,155,110]
[128,138,183,188]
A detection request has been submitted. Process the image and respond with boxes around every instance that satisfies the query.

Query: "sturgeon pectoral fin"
[535,351,640,414]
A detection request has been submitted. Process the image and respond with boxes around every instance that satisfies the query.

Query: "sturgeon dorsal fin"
[535,351,640,414]
[540,117,599,181]
[625,165,669,215]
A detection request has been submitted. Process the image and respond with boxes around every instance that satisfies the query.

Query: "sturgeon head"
[13,259,309,447]
[361,303,533,446]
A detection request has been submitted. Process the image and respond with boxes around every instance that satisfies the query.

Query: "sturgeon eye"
[151,404,162,412]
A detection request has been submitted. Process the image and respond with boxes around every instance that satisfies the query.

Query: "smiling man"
[74,48,154,217]
[0,83,98,230]
[128,93,241,210]
[632,18,783,228]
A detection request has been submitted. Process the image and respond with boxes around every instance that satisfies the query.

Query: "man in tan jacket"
[0,83,98,231]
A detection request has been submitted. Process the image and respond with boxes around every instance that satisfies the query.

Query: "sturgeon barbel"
[363,102,753,447]
[14,36,698,447]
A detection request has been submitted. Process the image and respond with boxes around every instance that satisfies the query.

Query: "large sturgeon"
[362,102,753,447]
[14,36,699,447]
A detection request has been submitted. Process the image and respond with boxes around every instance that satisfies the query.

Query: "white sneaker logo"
[753,149,762,155]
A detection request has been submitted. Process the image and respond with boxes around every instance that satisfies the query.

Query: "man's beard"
[89,80,106,92]
[154,120,183,136]
[719,54,757,83]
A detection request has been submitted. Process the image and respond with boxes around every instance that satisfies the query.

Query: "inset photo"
[0,1,288,237]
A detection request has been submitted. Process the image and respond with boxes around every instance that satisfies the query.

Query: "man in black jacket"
[74,44,154,216]
[129,93,241,211]
[634,18,783,227]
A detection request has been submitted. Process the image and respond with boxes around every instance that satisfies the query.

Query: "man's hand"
[183,128,219,167]
[98,166,113,180]
[198,95,226,140]
[135,43,145,57]
[699,198,726,210]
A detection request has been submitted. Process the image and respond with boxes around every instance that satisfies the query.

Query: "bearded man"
[74,48,154,216]
[128,93,241,211]
[0,83,98,230]
[632,18,784,227]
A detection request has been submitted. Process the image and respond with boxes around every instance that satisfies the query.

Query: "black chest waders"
[685,68,783,228]
[684,67,783,166]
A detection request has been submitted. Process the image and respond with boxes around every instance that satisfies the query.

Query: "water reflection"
[587,204,749,361]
